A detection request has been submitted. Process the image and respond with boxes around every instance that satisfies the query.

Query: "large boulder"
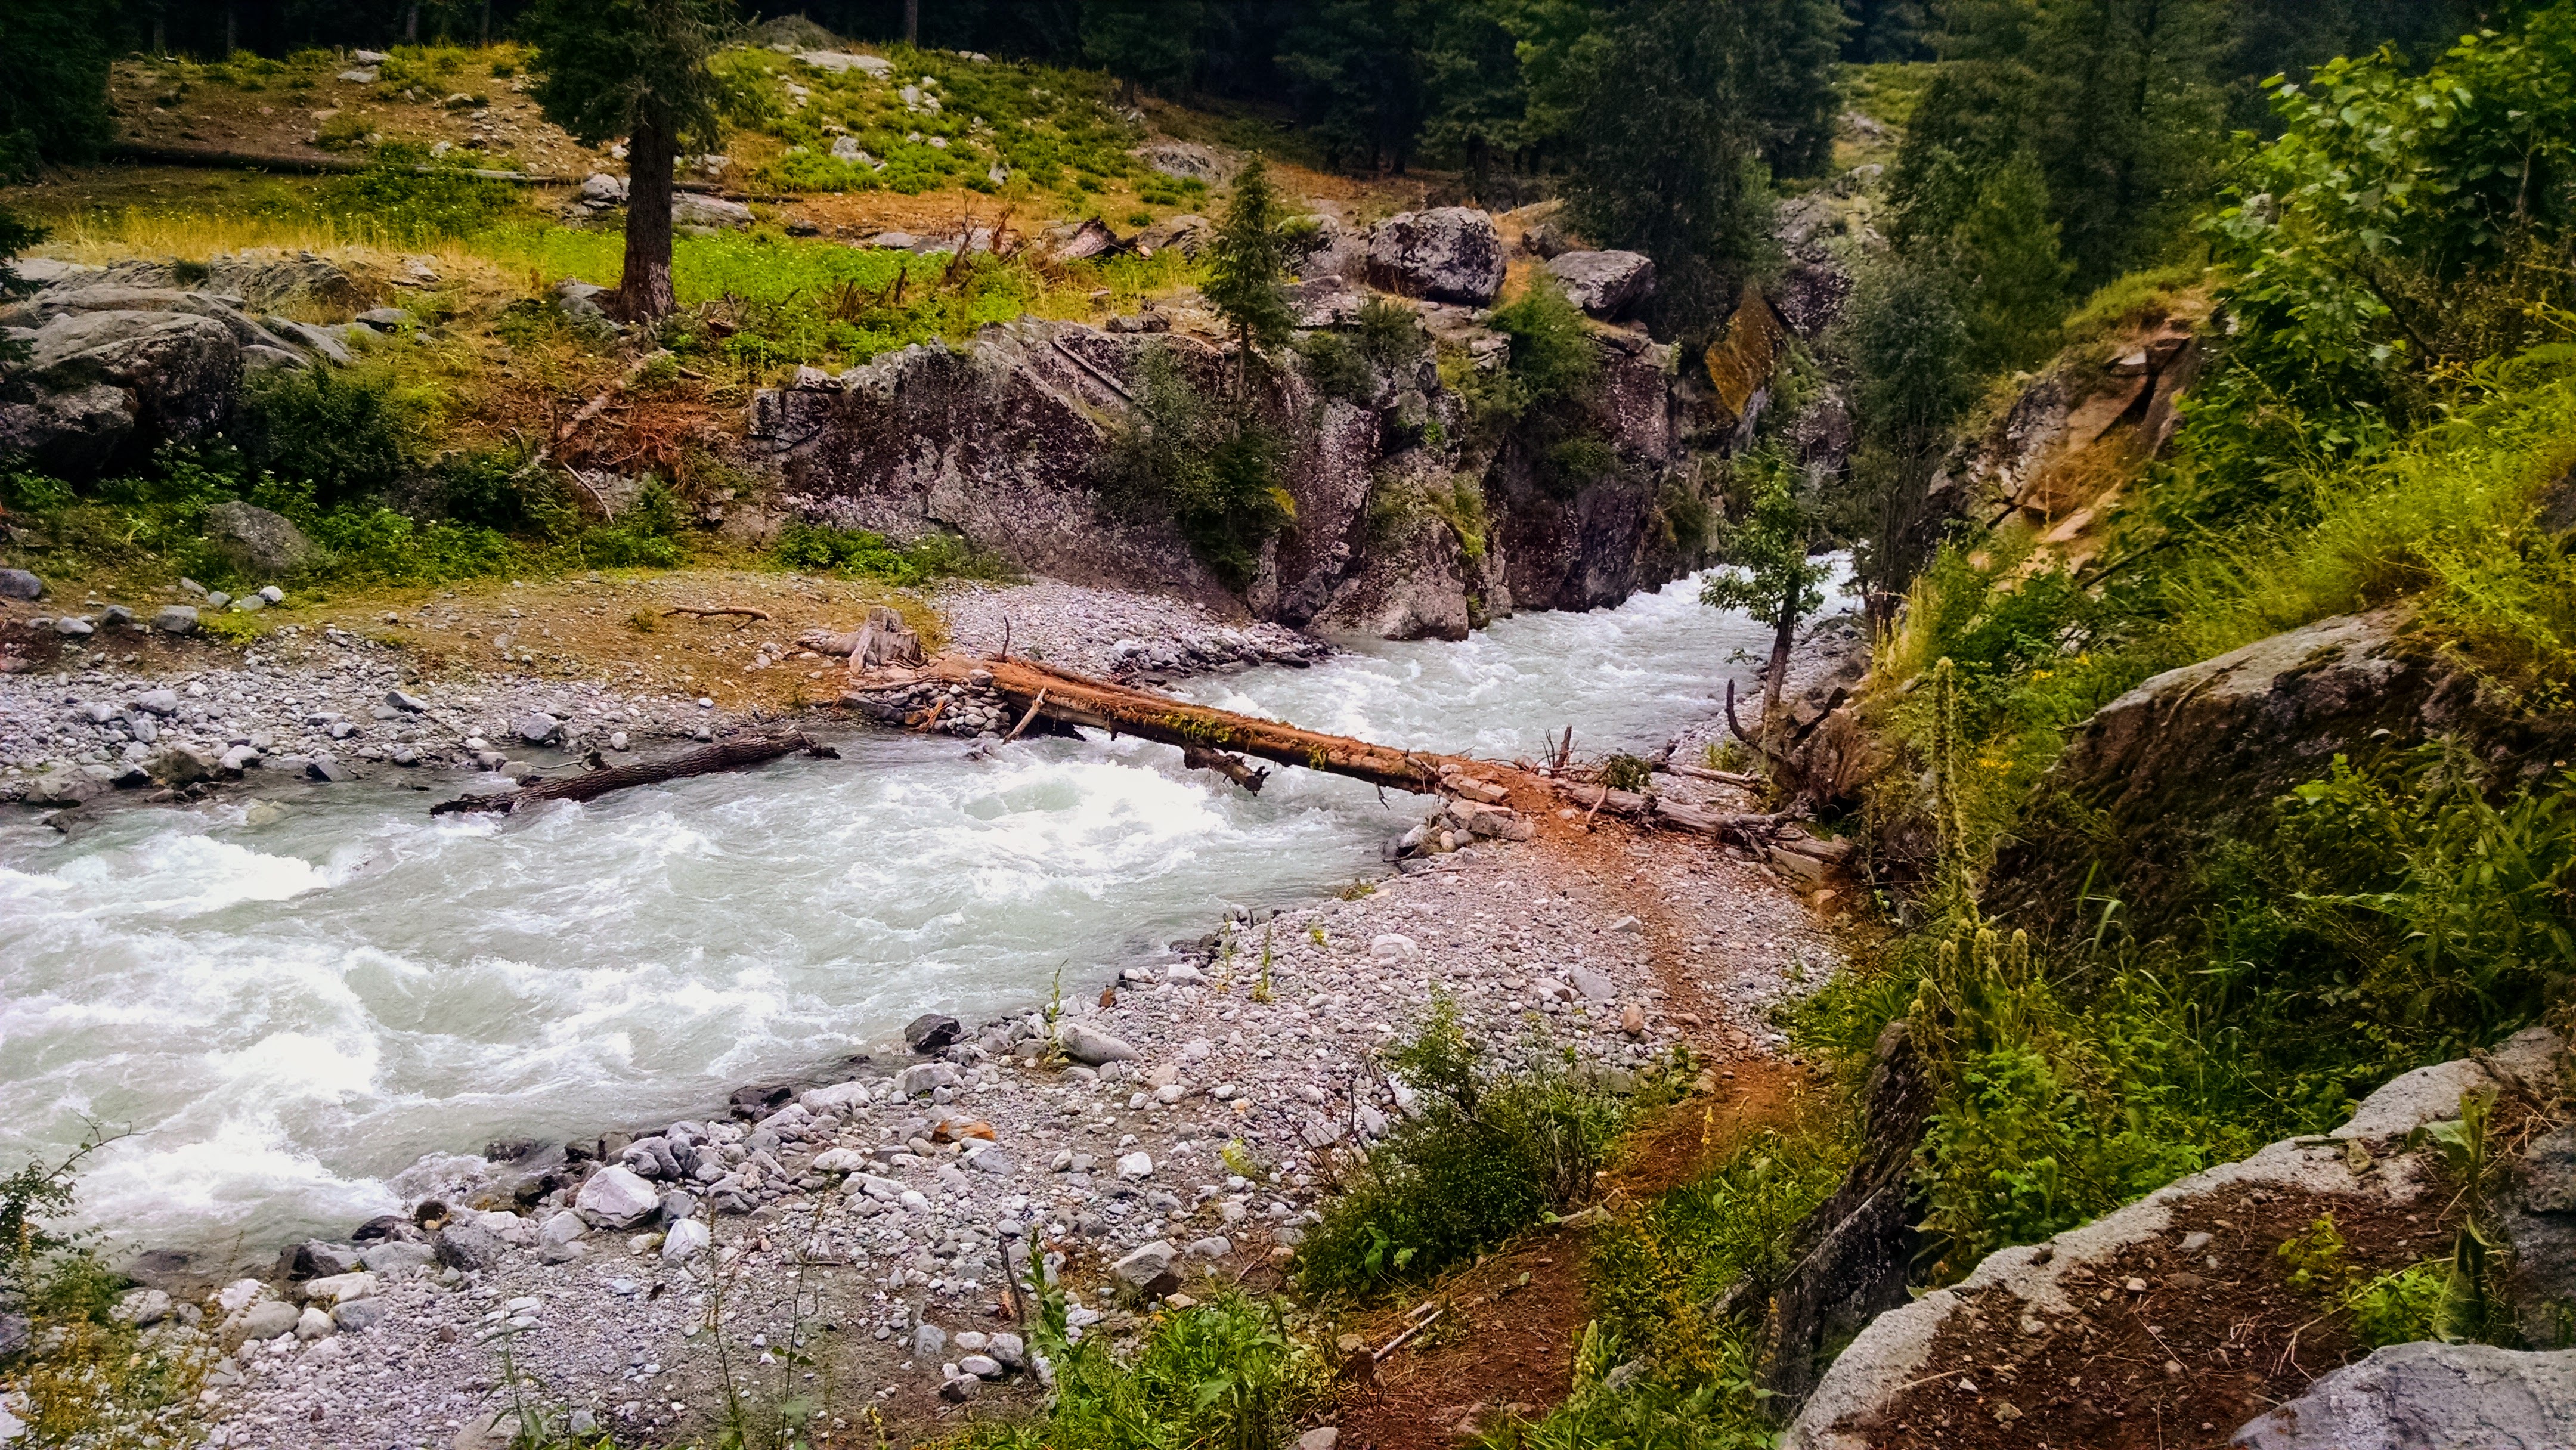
[1545,250,1656,319]
[671,193,754,230]
[1366,208,1507,306]
[7,310,241,458]
[205,500,315,577]
[0,382,140,476]
[2231,1343,2576,1449]
[2504,1120,2576,1347]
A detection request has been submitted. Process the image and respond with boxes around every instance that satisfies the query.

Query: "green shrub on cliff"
[1097,345,1292,591]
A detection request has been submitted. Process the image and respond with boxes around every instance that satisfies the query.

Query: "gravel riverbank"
[104,771,1829,1449]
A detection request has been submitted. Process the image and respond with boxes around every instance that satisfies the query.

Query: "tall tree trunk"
[151,5,166,56]
[905,0,921,45]
[404,2,420,44]
[1761,573,1800,759]
[225,3,237,56]
[619,117,679,320]
[481,0,492,46]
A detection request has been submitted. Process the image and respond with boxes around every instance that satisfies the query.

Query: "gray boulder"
[1546,250,1656,319]
[205,499,315,576]
[905,1014,963,1053]
[1366,208,1507,306]
[205,252,367,312]
[23,767,105,806]
[151,604,199,634]
[2506,1119,2576,1347]
[152,745,219,785]
[671,193,754,230]
[432,1223,507,1272]
[1134,214,1213,259]
[0,382,138,476]
[1057,1021,1140,1065]
[514,714,562,745]
[226,1299,302,1350]
[2233,1343,2576,1449]
[1,311,242,471]
[0,568,41,600]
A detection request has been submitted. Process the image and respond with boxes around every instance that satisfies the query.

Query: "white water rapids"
[0,572,1801,1256]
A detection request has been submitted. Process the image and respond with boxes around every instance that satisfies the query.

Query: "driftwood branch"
[1181,743,1270,794]
[1003,688,1049,742]
[1662,761,1760,788]
[429,730,837,816]
[663,605,773,623]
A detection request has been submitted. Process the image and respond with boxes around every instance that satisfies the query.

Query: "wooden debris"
[429,729,837,816]
[1374,1302,1446,1361]
[1662,761,1760,788]
[662,605,772,623]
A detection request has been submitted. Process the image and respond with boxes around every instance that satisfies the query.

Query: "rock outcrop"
[0,260,360,475]
[1366,208,1508,307]
[1784,1027,2567,1449]
[752,296,1716,640]
[1546,250,1656,320]
[2232,1343,2576,1449]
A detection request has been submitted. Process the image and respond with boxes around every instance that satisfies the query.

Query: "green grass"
[955,1293,1327,1450]
[714,43,1144,198]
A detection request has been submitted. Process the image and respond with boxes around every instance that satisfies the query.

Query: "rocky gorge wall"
[748,210,1740,641]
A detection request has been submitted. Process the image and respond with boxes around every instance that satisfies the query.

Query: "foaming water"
[0,569,1819,1254]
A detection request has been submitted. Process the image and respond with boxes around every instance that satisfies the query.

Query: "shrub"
[575,478,690,569]
[434,448,554,531]
[230,367,417,509]
[1354,293,1429,372]
[1097,345,1293,591]
[964,1293,1327,1450]
[305,506,515,583]
[1295,329,1373,402]
[1298,999,1628,1298]
[1490,278,1600,416]
[772,521,1012,585]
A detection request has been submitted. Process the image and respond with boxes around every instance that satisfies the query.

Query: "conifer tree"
[1201,156,1304,398]
[522,0,732,320]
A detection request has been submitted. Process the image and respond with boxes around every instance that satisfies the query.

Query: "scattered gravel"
[935,578,1329,678]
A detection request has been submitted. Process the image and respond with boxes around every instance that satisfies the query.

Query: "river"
[0,571,1800,1254]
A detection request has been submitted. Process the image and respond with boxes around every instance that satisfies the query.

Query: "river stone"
[1058,1021,1140,1065]
[538,1210,587,1248]
[1110,1239,1176,1288]
[959,1353,1004,1379]
[0,568,42,600]
[914,1322,947,1358]
[296,1271,376,1305]
[672,193,754,230]
[434,1223,506,1272]
[204,499,314,575]
[1569,966,1620,1002]
[114,1288,172,1327]
[575,1164,662,1228]
[905,1013,964,1052]
[514,713,562,745]
[662,1219,710,1262]
[228,1299,301,1350]
[989,1331,1025,1368]
[293,1305,335,1340]
[332,1296,389,1333]
[132,688,179,716]
[2231,1343,2576,1449]
[360,1240,434,1274]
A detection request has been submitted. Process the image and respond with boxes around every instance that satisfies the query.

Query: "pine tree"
[0,0,114,179]
[1078,0,1204,103]
[1200,156,1302,398]
[522,0,733,320]
[1946,150,2072,374]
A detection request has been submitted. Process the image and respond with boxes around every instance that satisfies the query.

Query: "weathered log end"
[429,729,835,816]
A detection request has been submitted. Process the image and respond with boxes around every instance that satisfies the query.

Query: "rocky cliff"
[749,203,1746,641]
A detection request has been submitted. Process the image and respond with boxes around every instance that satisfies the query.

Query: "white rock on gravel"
[574,1165,661,1228]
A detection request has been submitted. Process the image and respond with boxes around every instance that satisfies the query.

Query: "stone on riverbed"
[1058,1021,1139,1064]
[574,1164,662,1228]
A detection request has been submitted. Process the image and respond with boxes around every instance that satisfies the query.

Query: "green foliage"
[522,0,732,153]
[715,44,1142,197]
[2,1138,208,1448]
[1295,329,1374,402]
[1298,998,1628,1298]
[1550,0,1839,340]
[1354,293,1429,371]
[305,507,518,584]
[1479,1127,1851,1450]
[1490,280,1602,415]
[1946,150,2073,375]
[1828,255,1976,621]
[959,1293,1327,1450]
[0,0,113,178]
[772,521,1012,585]
[575,478,691,568]
[2171,4,2576,537]
[1600,753,1654,793]
[1080,0,1205,97]
[1202,156,1305,380]
[1098,344,1292,590]
[1700,452,1828,642]
[318,144,521,241]
[230,367,419,509]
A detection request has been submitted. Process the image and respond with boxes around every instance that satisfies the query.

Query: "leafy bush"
[575,478,690,569]
[230,367,417,509]
[305,506,515,583]
[963,1293,1327,1450]
[2,1140,208,1448]
[1490,279,1600,417]
[435,448,555,531]
[772,520,1013,585]
[1354,293,1429,373]
[1298,999,1628,1297]
[1295,329,1373,402]
[319,144,519,241]
[1097,345,1293,590]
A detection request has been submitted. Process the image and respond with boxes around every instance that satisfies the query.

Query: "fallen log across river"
[429,729,840,815]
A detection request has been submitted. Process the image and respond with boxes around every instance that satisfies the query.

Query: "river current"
[0,571,1801,1253]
